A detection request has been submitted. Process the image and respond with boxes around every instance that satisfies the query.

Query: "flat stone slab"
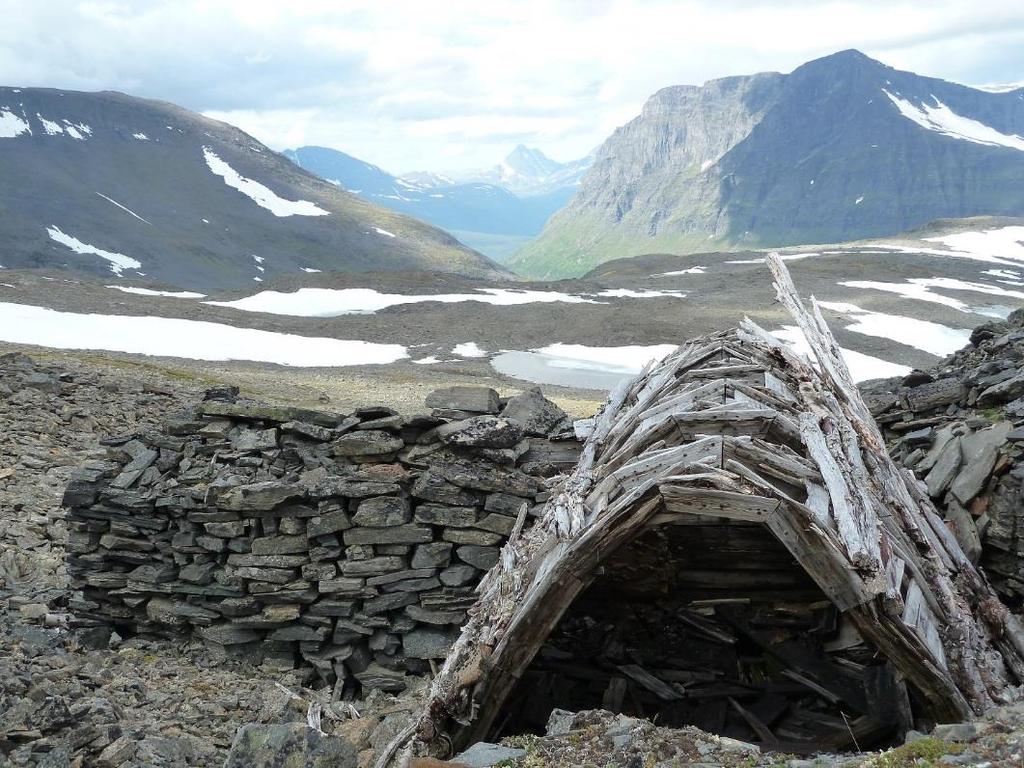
[452,742,527,768]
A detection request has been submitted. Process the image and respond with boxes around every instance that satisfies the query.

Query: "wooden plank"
[617,664,683,701]
[656,485,781,523]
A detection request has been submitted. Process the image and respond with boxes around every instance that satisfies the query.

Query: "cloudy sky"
[2,1,1023,173]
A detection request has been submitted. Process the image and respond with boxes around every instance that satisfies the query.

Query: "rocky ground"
[3,302,1024,767]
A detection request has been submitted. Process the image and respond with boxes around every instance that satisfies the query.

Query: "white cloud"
[1,0,1022,172]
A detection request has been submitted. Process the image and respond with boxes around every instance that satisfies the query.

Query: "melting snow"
[0,109,31,138]
[252,255,265,264]
[202,147,329,217]
[96,192,151,225]
[884,90,1024,152]
[855,196,864,205]
[206,287,601,316]
[412,356,441,365]
[656,266,706,277]
[597,288,686,298]
[0,302,408,367]
[818,301,970,356]
[840,277,1024,313]
[107,286,206,298]
[922,227,1024,265]
[132,133,149,140]
[769,326,911,383]
[536,343,678,373]
[47,226,141,276]
[301,268,322,273]
[373,227,397,238]
[37,114,63,135]
[452,342,486,358]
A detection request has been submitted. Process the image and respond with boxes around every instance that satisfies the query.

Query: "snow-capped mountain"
[0,88,501,289]
[512,50,1024,278]
[285,145,579,260]
[450,144,593,197]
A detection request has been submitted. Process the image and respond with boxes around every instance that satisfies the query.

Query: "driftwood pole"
[377,255,1024,768]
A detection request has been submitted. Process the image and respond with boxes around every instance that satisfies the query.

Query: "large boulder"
[501,386,568,436]
[223,723,357,768]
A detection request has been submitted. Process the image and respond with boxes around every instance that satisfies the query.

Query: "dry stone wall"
[62,384,580,694]
[863,307,1024,600]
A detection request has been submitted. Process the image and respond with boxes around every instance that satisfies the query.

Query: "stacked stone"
[862,307,1024,599]
[63,384,578,693]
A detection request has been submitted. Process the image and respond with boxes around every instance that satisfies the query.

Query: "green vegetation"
[859,737,962,768]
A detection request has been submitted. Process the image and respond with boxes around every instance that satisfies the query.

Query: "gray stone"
[343,524,433,545]
[353,496,411,527]
[501,387,568,436]
[251,535,309,555]
[425,386,500,414]
[403,626,459,658]
[440,564,479,587]
[950,421,1013,503]
[457,545,500,570]
[978,372,1024,406]
[198,624,262,645]
[430,457,539,496]
[367,568,438,586]
[485,492,530,516]
[925,437,962,497]
[223,723,357,768]
[307,508,353,537]
[363,591,419,615]
[232,566,298,584]
[317,577,368,595]
[452,742,527,768]
[353,663,408,693]
[545,708,577,736]
[414,503,477,527]
[281,420,336,441]
[944,499,982,564]
[218,481,303,512]
[406,604,466,625]
[931,722,987,742]
[227,554,308,568]
[232,427,278,452]
[333,430,404,457]
[412,542,453,568]
[341,556,406,576]
[412,472,481,506]
[433,416,524,448]
[443,528,504,546]
[474,513,516,536]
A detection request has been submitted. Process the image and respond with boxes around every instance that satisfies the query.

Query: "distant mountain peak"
[511,50,1024,278]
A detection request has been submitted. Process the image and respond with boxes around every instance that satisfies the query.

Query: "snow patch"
[301,268,322,273]
[728,253,820,265]
[655,266,704,278]
[840,277,1024,313]
[107,286,206,299]
[47,226,141,276]
[855,196,864,205]
[0,109,31,138]
[412,356,441,365]
[373,227,397,238]
[597,288,686,298]
[452,342,487,358]
[37,114,63,135]
[0,302,408,367]
[769,326,911,383]
[884,90,1024,152]
[202,147,329,217]
[207,287,601,317]
[818,301,970,357]
[132,133,149,140]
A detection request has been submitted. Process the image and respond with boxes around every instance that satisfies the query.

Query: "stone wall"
[864,308,1024,600]
[62,384,580,694]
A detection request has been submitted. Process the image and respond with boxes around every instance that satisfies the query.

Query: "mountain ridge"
[0,87,503,289]
[511,49,1024,278]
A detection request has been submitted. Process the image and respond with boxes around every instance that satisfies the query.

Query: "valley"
[2,219,1022,402]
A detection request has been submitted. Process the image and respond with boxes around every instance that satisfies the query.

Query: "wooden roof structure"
[378,256,1024,765]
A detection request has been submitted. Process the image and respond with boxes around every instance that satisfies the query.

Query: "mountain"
[451,144,593,197]
[285,145,577,260]
[0,88,501,290]
[511,50,1024,278]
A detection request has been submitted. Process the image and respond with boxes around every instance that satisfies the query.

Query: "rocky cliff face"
[513,50,1024,278]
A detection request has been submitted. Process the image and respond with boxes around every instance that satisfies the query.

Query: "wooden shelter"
[378,256,1024,764]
